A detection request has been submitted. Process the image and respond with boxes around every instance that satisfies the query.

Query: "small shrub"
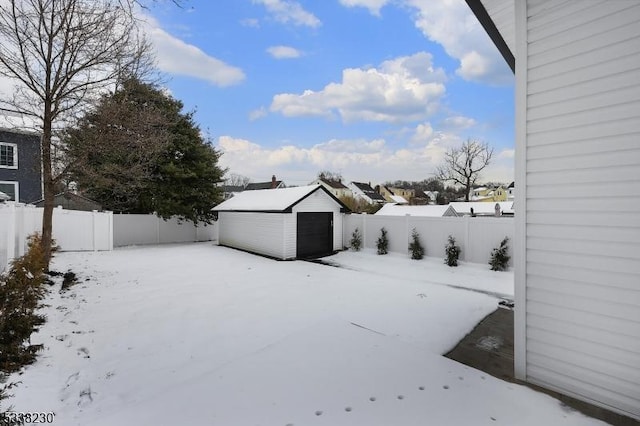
[408,228,424,260]
[0,234,49,372]
[376,228,389,255]
[489,237,511,271]
[444,235,461,267]
[350,228,362,251]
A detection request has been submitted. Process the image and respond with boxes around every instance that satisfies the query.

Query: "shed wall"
[218,212,286,259]
[291,189,344,255]
[518,0,640,419]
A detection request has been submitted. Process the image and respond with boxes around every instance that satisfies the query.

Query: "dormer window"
[0,142,18,169]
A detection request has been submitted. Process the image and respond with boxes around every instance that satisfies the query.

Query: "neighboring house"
[33,191,102,212]
[0,128,42,203]
[212,184,350,260]
[389,187,415,202]
[506,181,515,200]
[412,189,437,205]
[471,185,508,202]
[468,0,639,420]
[376,185,396,202]
[309,176,352,199]
[349,181,386,204]
[0,190,9,201]
[375,204,457,217]
[245,175,285,191]
[448,201,514,217]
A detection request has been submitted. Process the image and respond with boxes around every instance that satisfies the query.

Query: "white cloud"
[253,0,321,28]
[404,0,513,85]
[144,16,245,87]
[339,0,390,16]
[270,52,446,123]
[249,107,268,121]
[497,148,514,159]
[267,45,303,59]
[442,115,476,129]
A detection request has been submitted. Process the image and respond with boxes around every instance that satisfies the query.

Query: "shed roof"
[213,184,350,213]
[375,204,456,217]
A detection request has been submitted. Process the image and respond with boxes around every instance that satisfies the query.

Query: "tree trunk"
[40,105,54,269]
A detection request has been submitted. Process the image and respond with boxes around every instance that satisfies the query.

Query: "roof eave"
[465,0,515,73]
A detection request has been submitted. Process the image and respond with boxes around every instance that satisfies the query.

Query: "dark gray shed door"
[296,212,333,258]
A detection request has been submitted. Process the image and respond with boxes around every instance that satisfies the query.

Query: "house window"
[0,142,18,168]
[0,181,18,201]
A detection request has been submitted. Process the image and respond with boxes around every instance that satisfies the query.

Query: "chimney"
[271,175,277,189]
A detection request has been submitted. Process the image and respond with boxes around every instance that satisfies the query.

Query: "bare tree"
[435,139,494,202]
[317,170,343,182]
[226,173,251,188]
[0,0,150,266]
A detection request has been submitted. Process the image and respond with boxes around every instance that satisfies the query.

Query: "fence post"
[108,211,114,250]
[5,203,16,270]
[92,210,98,251]
[463,215,470,262]
[362,213,367,249]
[405,214,410,251]
[155,214,161,244]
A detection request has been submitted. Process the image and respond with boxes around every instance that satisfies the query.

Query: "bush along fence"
[0,203,218,272]
[344,214,514,266]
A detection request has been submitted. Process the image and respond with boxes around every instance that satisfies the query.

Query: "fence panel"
[343,214,513,265]
[112,214,218,247]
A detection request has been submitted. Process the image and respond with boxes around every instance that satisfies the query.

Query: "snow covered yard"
[8,243,605,425]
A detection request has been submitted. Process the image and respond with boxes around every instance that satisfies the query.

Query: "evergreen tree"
[376,228,389,255]
[350,228,362,251]
[408,228,424,260]
[444,235,461,267]
[64,78,225,224]
[489,237,511,271]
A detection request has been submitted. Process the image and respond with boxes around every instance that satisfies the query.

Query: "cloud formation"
[404,0,513,85]
[339,0,390,16]
[144,17,245,87]
[253,0,321,28]
[267,45,303,59]
[270,52,446,123]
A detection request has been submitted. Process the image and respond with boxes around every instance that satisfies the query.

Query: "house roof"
[245,181,282,190]
[32,191,103,210]
[350,181,386,202]
[222,185,245,193]
[213,184,350,213]
[449,201,514,215]
[375,204,456,217]
[318,177,348,190]
[508,181,515,189]
[389,195,408,204]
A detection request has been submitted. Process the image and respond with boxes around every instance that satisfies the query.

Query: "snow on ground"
[8,243,605,425]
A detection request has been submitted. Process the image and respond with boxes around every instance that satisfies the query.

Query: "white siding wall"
[218,212,286,259]
[517,0,640,419]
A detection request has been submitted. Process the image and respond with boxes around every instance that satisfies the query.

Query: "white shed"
[467,0,640,420]
[212,185,350,260]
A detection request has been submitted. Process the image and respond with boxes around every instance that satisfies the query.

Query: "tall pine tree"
[64,78,225,223]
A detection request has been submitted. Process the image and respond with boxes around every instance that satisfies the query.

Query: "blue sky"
[27,0,517,187]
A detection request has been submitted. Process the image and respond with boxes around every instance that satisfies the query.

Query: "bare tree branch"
[435,139,494,202]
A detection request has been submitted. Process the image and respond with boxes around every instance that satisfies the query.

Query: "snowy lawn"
[8,243,605,425]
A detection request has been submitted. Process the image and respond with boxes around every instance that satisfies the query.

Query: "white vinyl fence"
[1,203,218,272]
[0,203,113,272]
[344,214,514,265]
[112,214,217,247]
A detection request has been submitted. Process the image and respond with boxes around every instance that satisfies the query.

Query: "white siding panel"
[483,0,516,53]
[219,212,286,259]
[524,1,640,418]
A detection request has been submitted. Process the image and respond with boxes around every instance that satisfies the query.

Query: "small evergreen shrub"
[489,237,511,271]
[408,228,424,260]
[350,228,362,251]
[60,271,78,292]
[376,228,389,255]
[0,234,49,372]
[444,235,461,267]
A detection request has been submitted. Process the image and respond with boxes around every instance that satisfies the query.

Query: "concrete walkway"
[445,307,639,426]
